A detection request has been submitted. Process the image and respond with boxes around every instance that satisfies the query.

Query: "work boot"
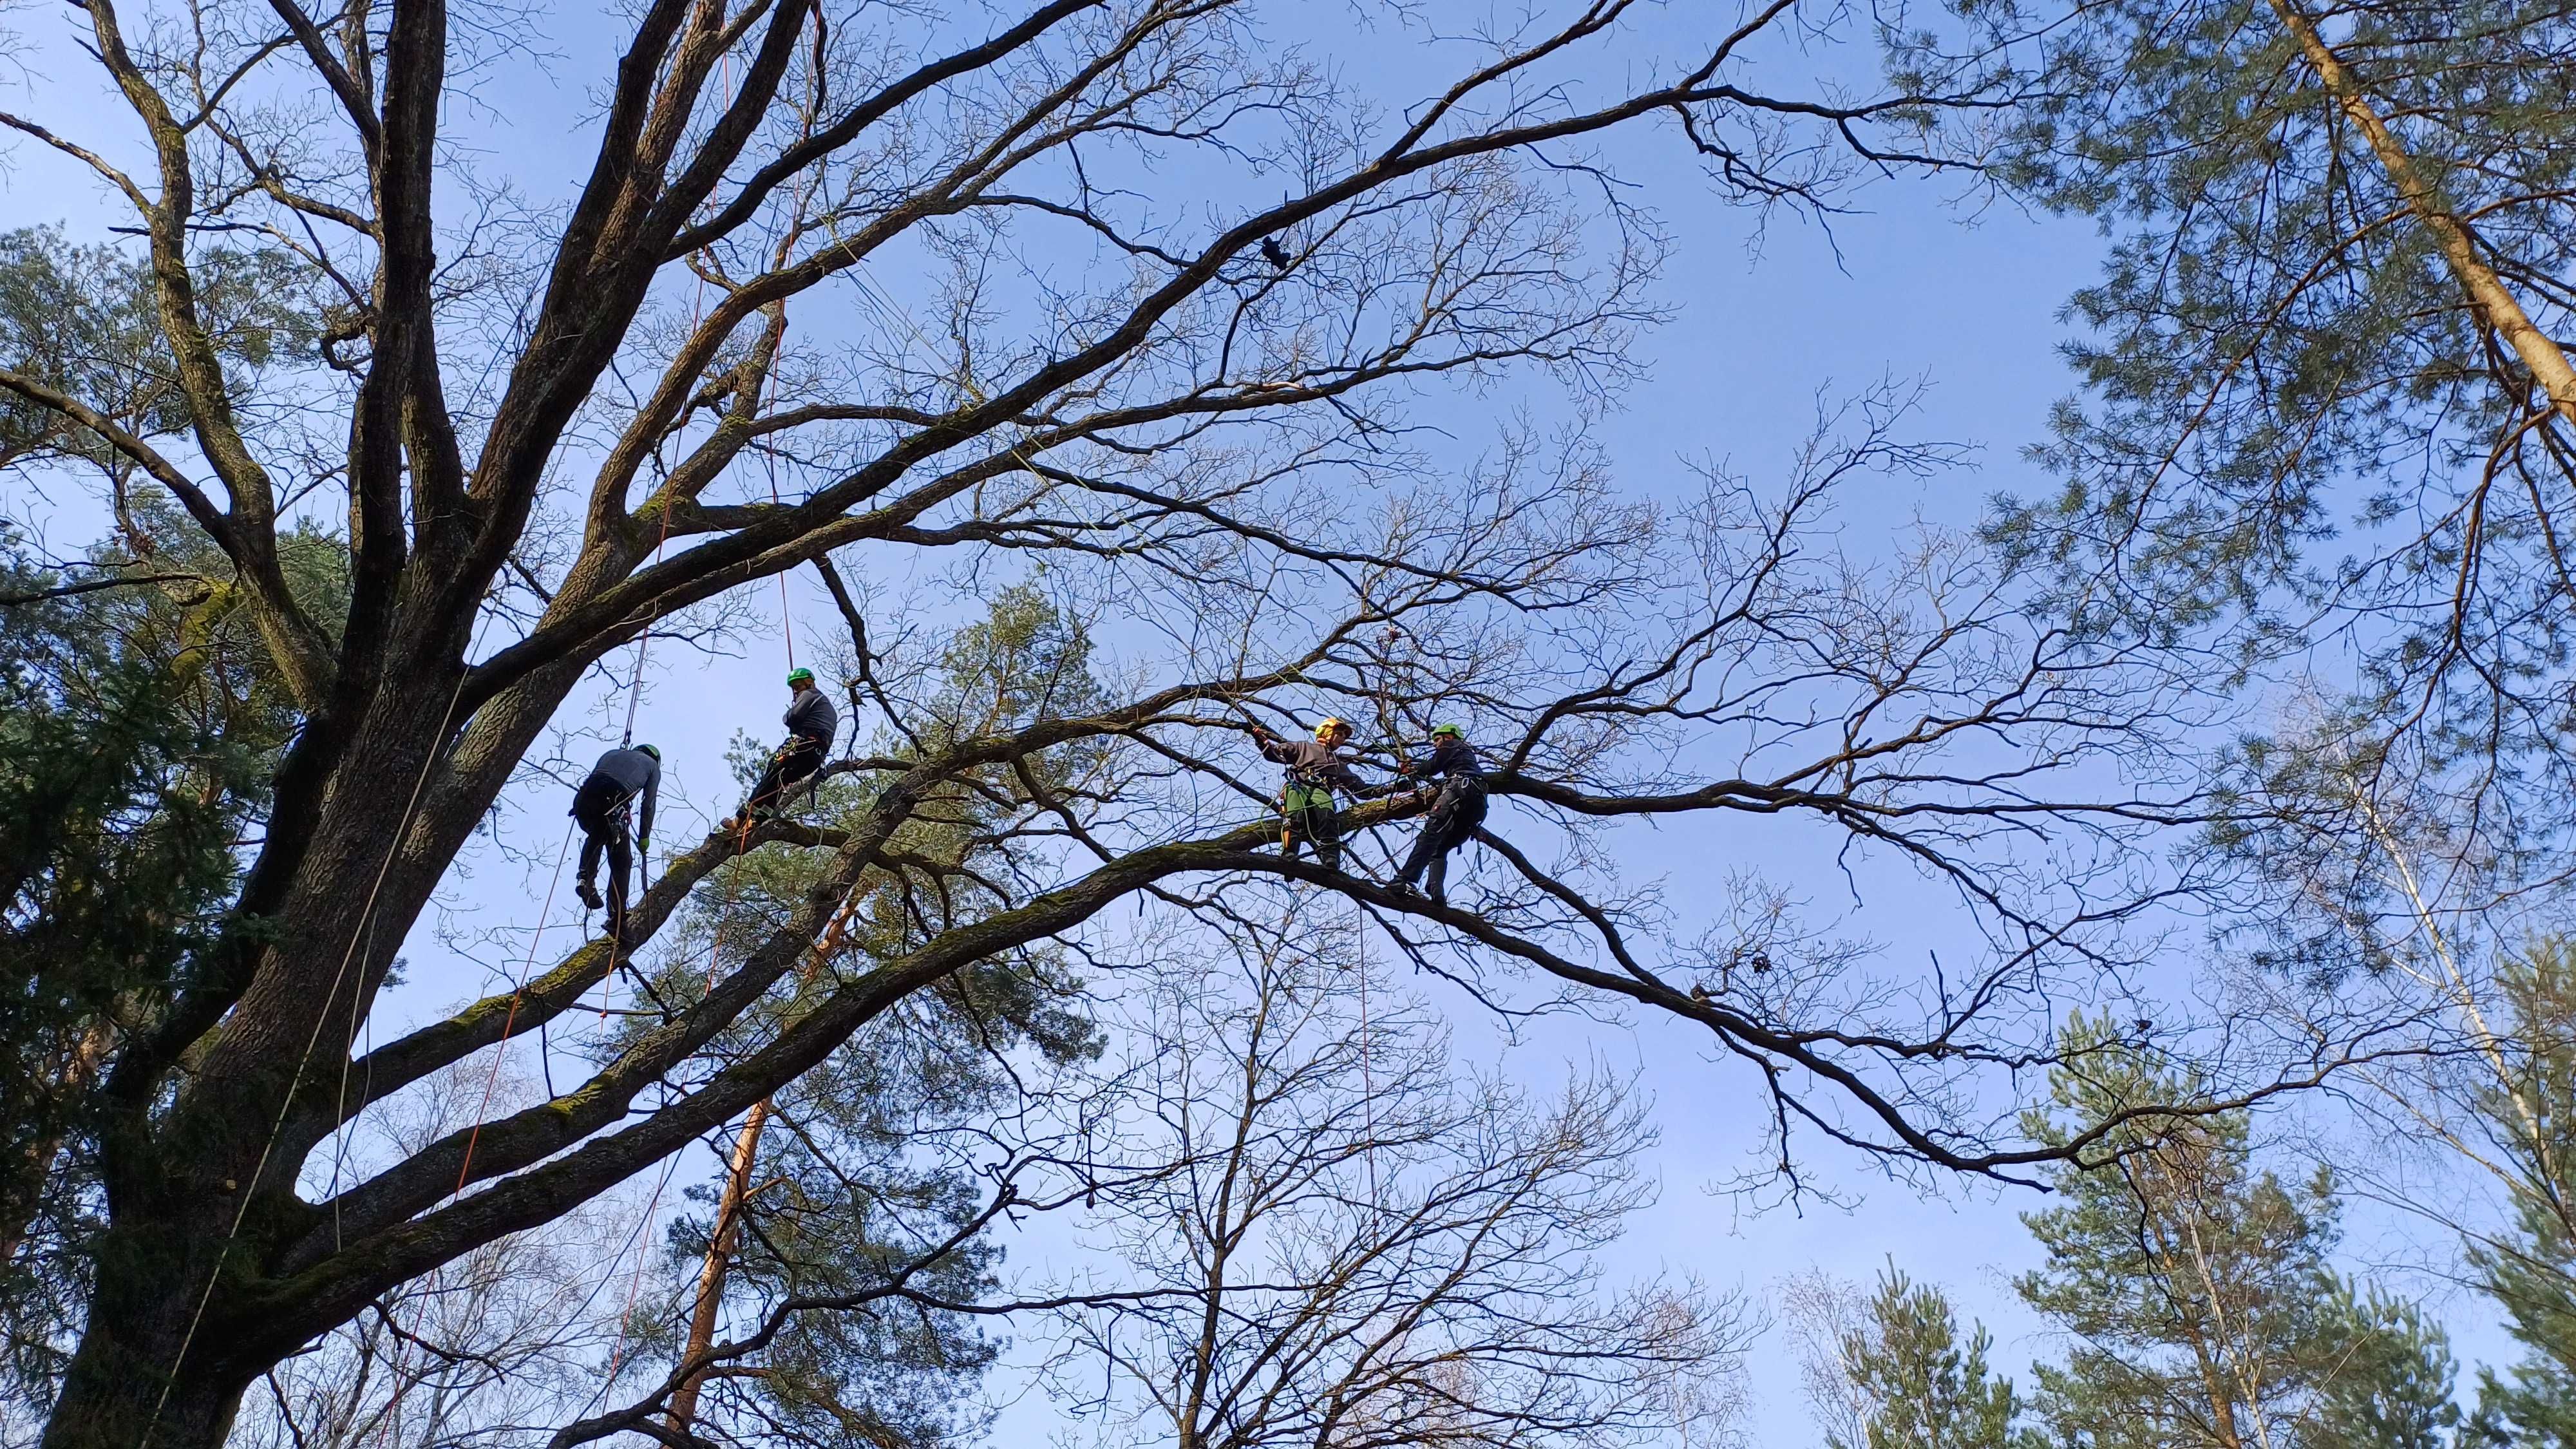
[576,880,603,912]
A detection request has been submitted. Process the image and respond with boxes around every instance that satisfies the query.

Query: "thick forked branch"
[255,810,1338,1354]
[336,0,448,709]
[453,0,811,610]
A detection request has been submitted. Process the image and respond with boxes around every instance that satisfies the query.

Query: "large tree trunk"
[40,1243,252,1449]
[50,661,582,1449]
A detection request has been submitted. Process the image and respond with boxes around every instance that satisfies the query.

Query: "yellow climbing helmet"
[1313,717,1352,741]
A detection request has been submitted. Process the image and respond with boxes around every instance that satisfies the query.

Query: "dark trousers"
[743,736,827,818]
[1396,779,1486,900]
[571,774,634,917]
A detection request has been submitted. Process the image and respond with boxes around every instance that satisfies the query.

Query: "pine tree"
[1825,1267,2019,1449]
[1940,0,2576,899]
[2307,1282,2460,1449]
[607,588,1107,1448]
[2459,942,2576,1446]
[2013,1018,2457,1449]
[0,510,341,1392]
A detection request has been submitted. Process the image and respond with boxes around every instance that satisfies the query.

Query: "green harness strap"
[1282,780,1336,818]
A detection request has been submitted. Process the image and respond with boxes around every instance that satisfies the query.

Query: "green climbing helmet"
[786,667,816,687]
[1430,723,1464,739]
[635,743,661,761]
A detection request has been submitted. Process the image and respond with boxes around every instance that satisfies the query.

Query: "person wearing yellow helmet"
[1252,716,1367,869]
[1390,721,1484,905]
[722,667,840,833]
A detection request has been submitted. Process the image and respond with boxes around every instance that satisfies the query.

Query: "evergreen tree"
[598,587,1107,1448]
[2013,1018,2457,1449]
[1933,0,2576,914]
[1826,1267,2019,1449]
[2307,1282,2459,1449]
[2459,942,2576,1446]
[0,509,340,1392]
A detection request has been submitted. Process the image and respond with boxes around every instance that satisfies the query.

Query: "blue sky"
[0,0,2498,1438]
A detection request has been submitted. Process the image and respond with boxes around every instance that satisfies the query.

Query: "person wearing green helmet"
[723,667,840,833]
[1390,721,1484,905]
[570,741,660,934]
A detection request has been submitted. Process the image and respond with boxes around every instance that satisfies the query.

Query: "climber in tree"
[723,667,839,833]
[571,742,660,934]
[1390,722,1485,905]
[1253,717,1370,871]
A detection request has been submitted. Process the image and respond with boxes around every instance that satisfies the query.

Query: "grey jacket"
[589,746,660,844]
[784,685,838,748]
[1259,737,1367,795]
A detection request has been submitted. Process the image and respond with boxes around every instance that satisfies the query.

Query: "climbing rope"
[452,819,576,1193]
[620,498,677,750]
[1356,900,1379,1208]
